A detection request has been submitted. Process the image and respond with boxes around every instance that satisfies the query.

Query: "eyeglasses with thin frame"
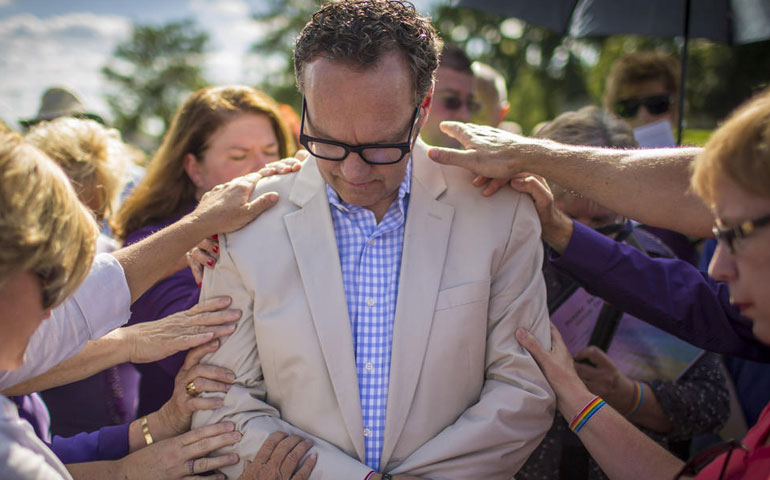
[713,212,770,254]
[673,439,747,479]
[614,94,673,119]
[439,95,482,114]
[299,97,420,165]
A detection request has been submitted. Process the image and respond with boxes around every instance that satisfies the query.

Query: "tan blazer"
[192,140,555,479]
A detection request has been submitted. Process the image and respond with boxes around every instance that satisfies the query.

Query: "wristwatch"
[381,475,393,480]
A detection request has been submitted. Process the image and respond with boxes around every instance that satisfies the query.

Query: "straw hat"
[20,87,104,129]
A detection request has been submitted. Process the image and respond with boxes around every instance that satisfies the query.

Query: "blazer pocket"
[434,280,490,312]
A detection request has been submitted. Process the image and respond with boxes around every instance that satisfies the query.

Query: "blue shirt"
[326,159,412,470]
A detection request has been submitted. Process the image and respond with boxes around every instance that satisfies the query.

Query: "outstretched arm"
[428,122,711,237]
[113,173,279,302]
[516,324,685,480]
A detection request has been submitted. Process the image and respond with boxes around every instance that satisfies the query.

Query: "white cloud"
[0,0,11,8]
[0,12,131,129]
[188,0,265,85]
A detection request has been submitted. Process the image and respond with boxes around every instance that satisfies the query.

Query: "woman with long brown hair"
[112,85,296,417]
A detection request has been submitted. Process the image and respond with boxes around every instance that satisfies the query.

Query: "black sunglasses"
[299,98,419,165]
[673,439,747,479]
[614,94,673,119]
[440,96,482,114]
[713,212,770,254]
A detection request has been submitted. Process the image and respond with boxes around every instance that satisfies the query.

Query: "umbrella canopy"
[456,0,770,44]
[454,0,770,143]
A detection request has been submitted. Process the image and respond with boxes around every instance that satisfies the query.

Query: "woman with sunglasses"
[510,91,770,478]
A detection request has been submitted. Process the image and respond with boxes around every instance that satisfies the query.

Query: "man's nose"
[340,153,371,181]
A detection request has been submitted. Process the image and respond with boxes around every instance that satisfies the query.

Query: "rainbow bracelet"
[569,396,607,433]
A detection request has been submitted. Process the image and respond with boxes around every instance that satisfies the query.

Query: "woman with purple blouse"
[112,85,296,416]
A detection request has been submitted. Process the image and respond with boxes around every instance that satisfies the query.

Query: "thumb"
[516,328,549,367]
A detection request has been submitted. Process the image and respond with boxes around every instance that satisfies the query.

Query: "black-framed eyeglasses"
[299,97,420,165]
[614,94,673,118]
[713,212,770,254]
[439,95,482,114]
[673,439,747,479]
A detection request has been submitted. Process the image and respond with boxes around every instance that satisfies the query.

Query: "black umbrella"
[453,0,770,144]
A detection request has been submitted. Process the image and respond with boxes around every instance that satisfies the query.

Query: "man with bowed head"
[192,1,554,479]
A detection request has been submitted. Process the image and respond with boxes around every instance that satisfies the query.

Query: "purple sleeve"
[123,220,200,414]
[549,220,770,361]
[50,423,129,463]
[124,223,200,378]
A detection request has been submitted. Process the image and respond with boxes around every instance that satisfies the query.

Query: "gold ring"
[185,381,200,397]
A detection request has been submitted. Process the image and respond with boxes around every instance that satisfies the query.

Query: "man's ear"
[419,85,434,128]
[498,101,511,126]
[183,153,204,188]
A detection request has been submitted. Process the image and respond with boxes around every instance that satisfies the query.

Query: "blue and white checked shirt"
[326,159,412,471]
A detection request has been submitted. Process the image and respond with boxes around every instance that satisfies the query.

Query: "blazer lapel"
[380,141,454,465]
[283,158,366,461]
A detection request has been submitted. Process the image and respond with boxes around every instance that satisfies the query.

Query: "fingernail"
[212,245,219,254]
[212,234,218,240]
[197,281,202,288]
[229,454,238,462]
[512,178,524,184]
[515,328,530,341]
[226,372,235,381]
[207,259,214,267]
[231,432,242,441]
[266,192,279,202]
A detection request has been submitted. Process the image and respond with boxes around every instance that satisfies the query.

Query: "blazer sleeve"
[390,195,556,479]
[190,234,373,480]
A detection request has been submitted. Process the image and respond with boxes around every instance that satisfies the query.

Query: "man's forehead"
[304,54,415,111]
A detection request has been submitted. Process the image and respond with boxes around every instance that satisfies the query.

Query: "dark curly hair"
[294,0,442,106]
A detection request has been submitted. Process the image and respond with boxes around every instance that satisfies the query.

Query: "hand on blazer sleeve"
[191,234,373,480]
[388,194,556,480]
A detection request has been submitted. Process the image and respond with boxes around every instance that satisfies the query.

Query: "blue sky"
[0,0,443,130]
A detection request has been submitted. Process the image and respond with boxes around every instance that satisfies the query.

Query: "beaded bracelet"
[569,396,607,434]
[625,381,644,419]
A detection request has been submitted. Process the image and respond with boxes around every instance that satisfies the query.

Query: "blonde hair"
[112,85,295,240]
[691,88,770,203]
[25,117,130,220]
[0,130,98,310]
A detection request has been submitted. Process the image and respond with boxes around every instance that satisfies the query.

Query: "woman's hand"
[509,173,574,254]
[123,296,240,364]
[574,346,637,414]
[238,432,317,480]
[186,151,308,283]
[155,340,235,437]
[117,422,241,480]
[516,322,594,419]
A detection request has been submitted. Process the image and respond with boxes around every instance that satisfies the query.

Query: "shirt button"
[366,298,376,307]
[365,362,374,372]
[363,428,372,437]
[369,239,376,246]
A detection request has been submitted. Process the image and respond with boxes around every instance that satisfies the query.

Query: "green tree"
[433,5,597,134]
[250,0,321,112]
[102,19,209,148]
